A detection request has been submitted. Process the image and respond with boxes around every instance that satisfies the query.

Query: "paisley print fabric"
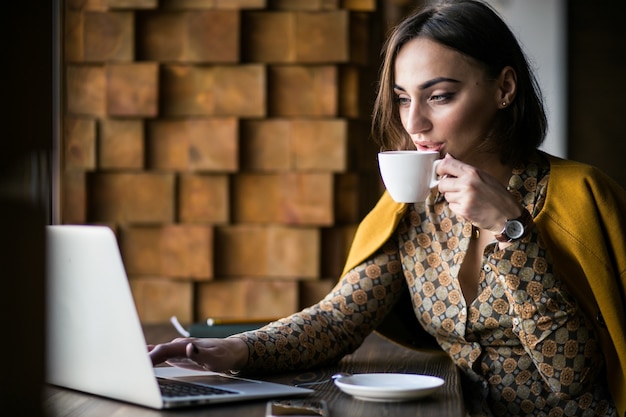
[236,154,616,416]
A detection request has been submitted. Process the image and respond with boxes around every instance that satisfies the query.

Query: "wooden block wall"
[62,0,381,324]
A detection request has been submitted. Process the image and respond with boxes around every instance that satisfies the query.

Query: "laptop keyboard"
[157,377,238,398]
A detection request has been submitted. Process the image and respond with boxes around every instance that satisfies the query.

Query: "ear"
[496,66,517,109]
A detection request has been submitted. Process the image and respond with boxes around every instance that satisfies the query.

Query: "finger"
[162,342,211,371]
[441,154,488,183]
[184,341,236,373]
[184,342,219,372]
[148,340,190,366]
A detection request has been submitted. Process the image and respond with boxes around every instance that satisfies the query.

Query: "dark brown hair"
[371,0,547,165]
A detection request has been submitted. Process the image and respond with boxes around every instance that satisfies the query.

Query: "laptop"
[46,224,312,409]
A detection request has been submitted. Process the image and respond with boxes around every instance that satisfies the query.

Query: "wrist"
[495,207,533,243]
[225,337,250,371]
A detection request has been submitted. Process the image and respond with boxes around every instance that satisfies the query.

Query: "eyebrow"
[394,77,460,91]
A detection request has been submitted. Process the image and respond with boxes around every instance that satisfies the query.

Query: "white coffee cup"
[378,151,441,203]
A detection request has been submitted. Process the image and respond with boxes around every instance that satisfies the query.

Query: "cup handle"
[430,159,442,188]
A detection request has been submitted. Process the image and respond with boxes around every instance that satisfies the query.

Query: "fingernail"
[191,343,199,354]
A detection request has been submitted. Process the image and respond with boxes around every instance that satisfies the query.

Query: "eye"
[428,92,454,103]
[394,95,411,106]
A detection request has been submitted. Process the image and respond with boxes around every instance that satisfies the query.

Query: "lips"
[414,142,444,153]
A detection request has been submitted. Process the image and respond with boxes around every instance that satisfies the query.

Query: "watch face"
[505,220,524,239]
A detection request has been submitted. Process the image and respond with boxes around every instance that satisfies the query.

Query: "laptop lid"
[46,225,311,409]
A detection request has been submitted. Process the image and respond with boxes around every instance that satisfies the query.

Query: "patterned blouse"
[237,153,616,417]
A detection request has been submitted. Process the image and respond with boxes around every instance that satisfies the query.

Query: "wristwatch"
[495,208,533,243]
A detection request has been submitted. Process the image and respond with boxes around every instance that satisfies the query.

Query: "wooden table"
[44,324,466,417]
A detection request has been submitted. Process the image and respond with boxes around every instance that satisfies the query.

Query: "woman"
[149,1,626,415]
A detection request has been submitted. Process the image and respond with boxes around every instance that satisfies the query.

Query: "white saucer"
[334,373,444,402]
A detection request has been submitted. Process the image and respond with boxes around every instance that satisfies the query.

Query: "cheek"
[444,101,496,137]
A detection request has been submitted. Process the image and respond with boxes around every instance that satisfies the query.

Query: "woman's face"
[394,37,503,164]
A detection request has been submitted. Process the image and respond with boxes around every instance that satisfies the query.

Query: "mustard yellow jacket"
[342,155,626,416]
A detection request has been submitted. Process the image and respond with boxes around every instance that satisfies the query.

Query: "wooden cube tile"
[159,0,212,8]
[233,173,333,225]
[242,12,293,63]
[243,11,347,63]
[213,66,266,116]
[158,224,214,278]
[240,119,347,172]
[215,225,319,278]
[178,174,229,223]
[146,121,187,170]
[268,66,337,116]
[160,65,214,115]
[291,119,347,171]
[346,120,379,171]
[64,117,96,170]
[349,12,373,65]
[333,173,359,223]
[88,172,175,223]
[214,225,269,278]
[187,118,238,171]
[107,0,158,9]
[299,279,335,308]
[66,11,134,62]
[269,0,339,10]
[129,277,193,324]
[277,173,333,225]
[181,11,239,62]
[67,0,108,11]
[232,174,277,223]
[196,279,298,321]
[295,11,348,63]
[159,0,267,9]
[64,12,84,62]
[334,171,381,224]
[340,64,377,119]
[321,224,358,278]
[265,224,320,278]
[61,170,87,224]
[138,11,238,63]
[213,0,266,8]
[106,63,159,117]
[161,65,265,117]
[339,65,360,119]
[66,65,106,117]
[87,12,134,62]
[343,0,376,11]
[137,13,185,61]
[240,119,291,171]
[120,226,161,275]
[99,119,144,169]
[147,118,238,171]
[122,224,214,278]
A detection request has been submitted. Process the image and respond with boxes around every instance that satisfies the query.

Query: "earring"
[501,101,508,107]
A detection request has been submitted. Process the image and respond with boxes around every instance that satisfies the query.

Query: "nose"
[403,102,431,135]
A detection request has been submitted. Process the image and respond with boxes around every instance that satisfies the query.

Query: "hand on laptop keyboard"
[148,337,249,373]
